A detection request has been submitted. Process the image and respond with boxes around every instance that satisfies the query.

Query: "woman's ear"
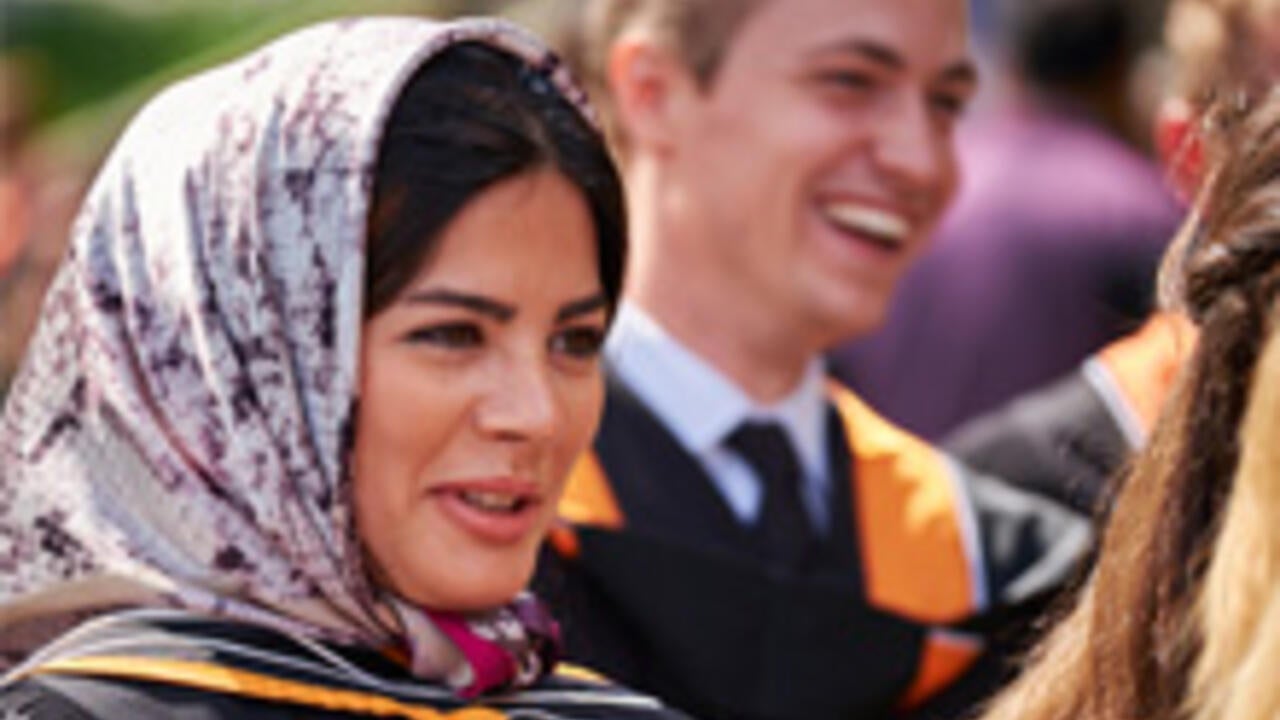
[605,35,699,157]
[1155,96,1204,203]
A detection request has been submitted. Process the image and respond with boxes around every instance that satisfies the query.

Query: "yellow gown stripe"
[26,655,506,719]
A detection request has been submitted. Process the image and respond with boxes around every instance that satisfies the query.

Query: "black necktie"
[725,421,818,569]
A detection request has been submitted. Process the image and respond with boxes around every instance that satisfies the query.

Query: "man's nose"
[872,94,949,194]
[474,354,558,443]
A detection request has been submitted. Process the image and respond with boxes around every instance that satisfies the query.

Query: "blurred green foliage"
[0,0,513,151]
[3,1,284,127]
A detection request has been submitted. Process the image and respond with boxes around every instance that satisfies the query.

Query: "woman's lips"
[429,478,544,545]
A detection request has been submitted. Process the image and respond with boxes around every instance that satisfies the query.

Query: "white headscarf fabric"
[0,16,595,679]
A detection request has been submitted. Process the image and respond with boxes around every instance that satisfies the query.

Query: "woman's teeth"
[821,203,910,249]
[459,491,525,513]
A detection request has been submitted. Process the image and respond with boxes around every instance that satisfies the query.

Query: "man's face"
[666,0,974,346]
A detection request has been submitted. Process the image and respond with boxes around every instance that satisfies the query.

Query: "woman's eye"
[404,323,483,349]
[550,325,606,360]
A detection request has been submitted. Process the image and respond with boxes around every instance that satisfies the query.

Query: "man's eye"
[550,326,606,360]
[817,70,876,92]
[929,91,968,120]
[405,323,483,349]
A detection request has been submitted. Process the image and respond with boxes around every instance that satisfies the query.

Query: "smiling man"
[598,0,976,395]
[537,1,1095,718]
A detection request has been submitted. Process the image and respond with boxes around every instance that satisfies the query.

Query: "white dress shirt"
[605,303,833,532]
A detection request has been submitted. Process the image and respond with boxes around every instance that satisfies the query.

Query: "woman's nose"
[474,355,558,442]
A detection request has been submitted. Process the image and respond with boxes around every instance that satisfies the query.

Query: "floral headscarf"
[0,16,593,693]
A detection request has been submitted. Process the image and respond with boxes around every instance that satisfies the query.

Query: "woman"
[977,88,1280,720]
[0,16,684,718]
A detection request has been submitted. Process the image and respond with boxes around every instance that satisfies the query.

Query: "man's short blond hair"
[562,0,763,156]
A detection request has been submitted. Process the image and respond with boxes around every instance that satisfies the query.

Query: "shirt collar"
[606,303,829,480]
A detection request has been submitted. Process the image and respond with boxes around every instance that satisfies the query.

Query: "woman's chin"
[433,588,524,614]
[397,552,537,613]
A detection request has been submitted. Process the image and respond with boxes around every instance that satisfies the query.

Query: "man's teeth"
[459,491,523,512]
[822,204,910,246]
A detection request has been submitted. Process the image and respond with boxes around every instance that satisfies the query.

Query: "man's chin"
[803,292,891,350]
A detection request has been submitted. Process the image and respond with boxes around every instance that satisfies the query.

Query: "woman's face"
[353,169,608,612]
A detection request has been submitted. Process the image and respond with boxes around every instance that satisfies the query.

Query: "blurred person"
[531,1,1134,718]
[0,54,77,400]
[978,86,1280,720]
[1156,0,1280,197]
[934,0,1280,512]
[831,0,1183,442]
[0,55,36,278]
[0,54,40,399]
[951,0,1280,515]
[0,54,85,402]
[0,17,685,719]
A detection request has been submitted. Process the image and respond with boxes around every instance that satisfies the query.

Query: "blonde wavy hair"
[1190,321,1280,720]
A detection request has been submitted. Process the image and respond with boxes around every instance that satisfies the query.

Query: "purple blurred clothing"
[831,106,1183,440]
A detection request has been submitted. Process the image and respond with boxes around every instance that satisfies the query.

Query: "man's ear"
[605,36,699,156]
[1155,96,1203,203]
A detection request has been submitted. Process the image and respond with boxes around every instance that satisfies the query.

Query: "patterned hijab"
[0,16,593,692]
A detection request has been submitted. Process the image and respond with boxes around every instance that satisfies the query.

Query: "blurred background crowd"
[0,0,1202,424]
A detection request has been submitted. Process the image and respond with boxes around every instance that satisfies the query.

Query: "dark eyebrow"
[400,288,607,324]
[938,61,979,88]
[402,288,515,322]
[807,39,904,70]
[808,39,978,87]
[556,293,609,323]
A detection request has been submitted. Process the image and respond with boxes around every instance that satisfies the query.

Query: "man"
[830,0,1182,441]
[538,1,1134,717]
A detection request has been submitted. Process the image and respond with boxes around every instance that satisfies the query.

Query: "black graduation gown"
[0,609,690,720]
[537,374,1095,720]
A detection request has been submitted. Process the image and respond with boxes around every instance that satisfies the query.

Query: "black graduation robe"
[537,374,1097,720]
[0,609,690,720]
